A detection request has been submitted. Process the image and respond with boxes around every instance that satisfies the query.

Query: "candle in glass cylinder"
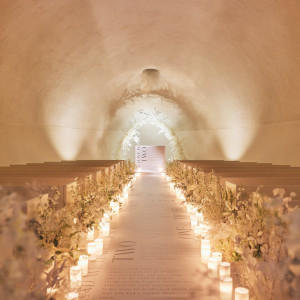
[87,242,97,261]
[102,222,110,237]
[87,227,94,241]
[70,266,82,290]
[235,287,249,300]
[95,238,103,256]
[220,277,233,300]
[77,255,88,276]
[219,262,231,278]
[194,225,202,237]
[190,216,197,230]
[67,292,79,300]
[212,251,222,264]
[207,256,219,278]
[201,239,211,263]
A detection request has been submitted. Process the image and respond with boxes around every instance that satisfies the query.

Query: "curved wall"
[0,0,300,165]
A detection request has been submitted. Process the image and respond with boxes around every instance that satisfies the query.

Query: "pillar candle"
[87,242,97,261]
[220,277,233,300]
[102,222,110,237]
[95,238,103,256]
[235,287,249,300]
[212,251,222,264]
[201,239,211,263]
[70,266,82,290]
[77,255,88,276]
[67,292,79,300]
[207,256,219,278]
[219,262,231,278]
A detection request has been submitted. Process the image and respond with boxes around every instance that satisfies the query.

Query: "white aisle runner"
[85,173,218,300]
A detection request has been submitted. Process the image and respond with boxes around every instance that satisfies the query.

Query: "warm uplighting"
[87,242,97,261]
[220,277,233,300]
[207,256,219,278]
[235,287,249,300]
[77,255,88,276]
[95,238,103,256]
[201,239,211,263]
[102,222,110,236]
[219,262,231,278]
[70,266,82,290]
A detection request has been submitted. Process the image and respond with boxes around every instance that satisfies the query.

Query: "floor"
[83,173,219,300]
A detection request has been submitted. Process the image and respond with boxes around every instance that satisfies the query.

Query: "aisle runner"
[85,174,218,300]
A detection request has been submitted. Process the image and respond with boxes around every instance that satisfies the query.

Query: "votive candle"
[67,292,79,300]
[87,242,97,261]
[220,277,233,300]
[235,287,249,300]
[70,266,82,290]
[95,238,103,256]
[219,262,231,278]
[102,222,110,237]
[77,255,88,276]
[212,251,222,264]
[201,239,211,263]
[207,256,219,278]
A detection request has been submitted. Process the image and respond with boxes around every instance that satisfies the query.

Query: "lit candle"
[190,207,197,215]
[77,255,88,276]
[102,222,110,237]
[87,227,94,241]
[87,242,97,261]
[190,217,197,230]
[196,211,203,222]
[103,213,110,222]
[70,266,81,290]
[110,201,120,213]
[219,262,231,278]
[212,251,222,264]
[194,225,202,237]
[179,194,185,201]
[124,191,129,199]
[119,196,125,204]
[207,256,219,278]
[95,238,103,256]
[220,277,233,300]
[235,287,249,300]
[67,292,79,300]
[201,239,211,263]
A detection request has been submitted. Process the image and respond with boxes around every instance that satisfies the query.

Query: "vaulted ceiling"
[1,0,300,165]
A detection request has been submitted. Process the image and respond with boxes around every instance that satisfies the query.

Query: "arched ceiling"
[0,0,300,164]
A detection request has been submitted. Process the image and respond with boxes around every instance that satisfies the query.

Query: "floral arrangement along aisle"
[0,161,136,300]
[166,161,300,300]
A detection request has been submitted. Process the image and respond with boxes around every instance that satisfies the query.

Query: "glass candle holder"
[190,217,198,230]
[219,262,231,278]
[87,227,94,241]
[220,277,233,300]
[201,239,211,263]
[194,225,202,237]
[207,256,219,278]
[67,292,79,300]
[87,242,97,261]
[235,287,249,300]
[77,255,88,276]
[102,222,110,237]
[70,266,82,290]
[95,238,103,256]
[212,251,222,264]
